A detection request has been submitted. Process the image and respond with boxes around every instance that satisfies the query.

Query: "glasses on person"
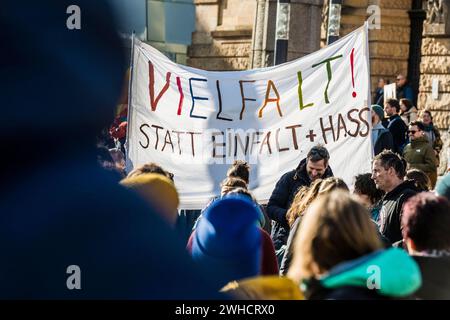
[408,130,417,134]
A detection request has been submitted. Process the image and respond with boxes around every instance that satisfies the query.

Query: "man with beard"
[267,145,333,263]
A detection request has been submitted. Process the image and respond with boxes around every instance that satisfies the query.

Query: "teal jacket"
[303,248,422,299]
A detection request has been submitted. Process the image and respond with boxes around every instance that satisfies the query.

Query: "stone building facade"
[187,0,450,172]
[419,0,450,171]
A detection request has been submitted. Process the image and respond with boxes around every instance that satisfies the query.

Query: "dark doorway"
[407,0,426,106]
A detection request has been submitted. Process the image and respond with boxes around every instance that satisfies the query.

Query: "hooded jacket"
[303,248,422,300]
[266,158,333,252]
[403,136,438,176]
[379,180,418,244]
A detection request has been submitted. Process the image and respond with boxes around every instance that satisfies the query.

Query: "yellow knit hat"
[120,173,179,225]
[221,275,304,300]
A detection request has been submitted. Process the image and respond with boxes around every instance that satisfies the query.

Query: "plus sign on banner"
[126,24,372,209]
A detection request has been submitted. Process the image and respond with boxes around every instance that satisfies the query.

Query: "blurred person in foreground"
[0,0,222,299]
[279,177,349,275]
[402,192,450,299]
[288,191,421,300]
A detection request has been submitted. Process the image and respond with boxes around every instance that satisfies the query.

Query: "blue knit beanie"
[372,104,385,120]
[192,194,261,284]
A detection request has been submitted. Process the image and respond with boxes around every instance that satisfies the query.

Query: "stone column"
[288,0,324,60]
[251,0,324,67]
[262,0,278,66]
[251,0,267,68]
[419,0,450,173]
[250,0,278,68]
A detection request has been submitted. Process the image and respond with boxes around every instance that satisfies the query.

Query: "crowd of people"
[109,143,450,300]
[371,95,443,189]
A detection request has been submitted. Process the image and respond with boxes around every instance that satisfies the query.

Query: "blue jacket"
[396,84,414,102]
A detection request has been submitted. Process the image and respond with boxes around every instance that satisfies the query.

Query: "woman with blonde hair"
[279,177,348,275]
[288,190,422,299]
[286,182,321,228]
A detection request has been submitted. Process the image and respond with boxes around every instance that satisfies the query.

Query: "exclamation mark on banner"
[350,48,357,98]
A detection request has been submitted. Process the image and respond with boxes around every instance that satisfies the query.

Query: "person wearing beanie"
[120,173,179,226]
[190,195,262,286]
[371,104,394,156]
[188,189,279,276]
[221,275,304,300]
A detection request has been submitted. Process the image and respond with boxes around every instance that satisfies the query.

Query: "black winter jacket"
[279,216,302,275]
[413,255,450,300]
[374,128,394,156]
[378,180,418,244]
[385,115,408,154]
[266,158,333,251]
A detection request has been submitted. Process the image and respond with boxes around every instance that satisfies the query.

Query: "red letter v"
[149,60,171,111]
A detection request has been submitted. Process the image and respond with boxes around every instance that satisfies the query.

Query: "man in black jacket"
[371,150,417,244]
[383,99,408,154]
[267,146,333,261]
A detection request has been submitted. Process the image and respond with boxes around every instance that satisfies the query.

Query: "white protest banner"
[126,24,372,209]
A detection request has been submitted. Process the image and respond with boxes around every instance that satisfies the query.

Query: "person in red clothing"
[109,104,128,152]
[259,228,279,275]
